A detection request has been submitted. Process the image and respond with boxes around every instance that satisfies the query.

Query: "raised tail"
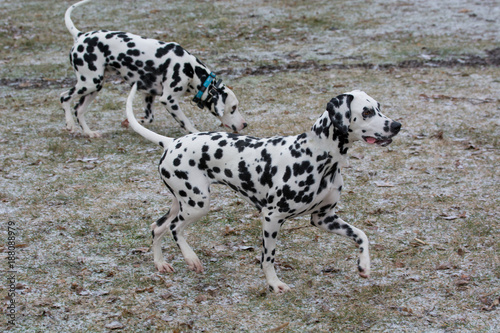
[65,0,94,40]
[126,83,173,148]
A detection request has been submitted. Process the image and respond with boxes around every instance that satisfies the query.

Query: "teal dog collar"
[193,72,217,109]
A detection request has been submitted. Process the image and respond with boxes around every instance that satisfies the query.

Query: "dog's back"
[71,31,193,95]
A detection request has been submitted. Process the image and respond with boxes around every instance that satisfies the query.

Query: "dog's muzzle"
[363,121,401,146]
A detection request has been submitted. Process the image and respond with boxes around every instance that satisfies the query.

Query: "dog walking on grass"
[61,0,246,137]
[126,82,401,292]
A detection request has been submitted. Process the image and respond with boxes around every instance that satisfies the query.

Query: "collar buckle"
[193,72,220,109]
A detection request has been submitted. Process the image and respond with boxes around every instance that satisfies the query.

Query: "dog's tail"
[126,83,174,148]
[65,0,93,40]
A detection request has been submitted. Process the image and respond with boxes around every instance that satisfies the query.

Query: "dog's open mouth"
[220,123,239,134]
[363,136,393,147]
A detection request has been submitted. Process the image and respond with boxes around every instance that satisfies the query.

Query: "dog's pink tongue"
[366,137,377,144]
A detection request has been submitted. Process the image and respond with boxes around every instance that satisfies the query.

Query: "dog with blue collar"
[61,0,247,136]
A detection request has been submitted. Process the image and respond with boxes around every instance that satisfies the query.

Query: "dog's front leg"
[159,92,199,134]
[75,91,101,138]
[60,88,77,133]
[140,94,155,124]
[311,212,370,278]
[260,215,290,293]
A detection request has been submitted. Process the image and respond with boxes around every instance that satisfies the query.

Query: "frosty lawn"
[1,0,499,332]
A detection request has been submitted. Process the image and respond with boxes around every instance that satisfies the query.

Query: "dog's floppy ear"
[326,94,353,136]
[210,85,228,117]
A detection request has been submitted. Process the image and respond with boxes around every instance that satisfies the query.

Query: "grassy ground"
[1,0,499,332]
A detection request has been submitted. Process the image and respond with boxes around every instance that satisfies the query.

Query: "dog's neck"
[310,111,352,167]
[189,61,213,93]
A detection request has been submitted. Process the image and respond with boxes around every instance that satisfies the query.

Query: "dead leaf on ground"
[161,315,174,322]
[454,274,471,287]
[439,212,467,220]
[105,321,125,330]
[455,279,470,287]
[78,289,90,296]
[195,294,208,303]
[131,247,149,254]
[276,262,295,270]
[481,296,499,311]
[224,225,237,235]
[160,293,173,300]
[135,286,154,293]
[394,261,405,268]
[265,322,290,332]
[234,245,255,251]
[431,130,444,139]
[322,267,340,274]
[436,263,451,270]
[364,218,376,226]
[374,181,395,187]
[214,245,228,252]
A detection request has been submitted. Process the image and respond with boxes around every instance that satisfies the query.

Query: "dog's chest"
[230,152,345,215]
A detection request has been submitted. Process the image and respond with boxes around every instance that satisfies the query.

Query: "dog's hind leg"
[61,64,104,136]
[151,198,180,273]
[260,213,291,293]
[152,183,211,274]
[311,212,370,278]
[171,194,211,273]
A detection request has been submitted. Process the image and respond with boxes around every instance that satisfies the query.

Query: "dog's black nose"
[243,122,248,129]
[391,121,401,134]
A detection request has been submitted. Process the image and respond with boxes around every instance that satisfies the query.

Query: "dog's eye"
[231,105,237,114]
[362,108,375,118]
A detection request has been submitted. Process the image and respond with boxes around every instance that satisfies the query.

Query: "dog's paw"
[358,265,370,279]
[155,261,175,273]
[66,124,77,133]
[357,256,370,278]
[269,281,291,293]
[140,116,153,124]
[83,130,102,138]
[186,258,204,273]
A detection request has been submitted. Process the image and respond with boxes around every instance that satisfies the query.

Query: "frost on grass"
[3,66,498,331]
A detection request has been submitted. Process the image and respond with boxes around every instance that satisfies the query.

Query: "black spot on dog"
[170,63,181,88]
[214,148,224,159]
[155,43,176,58]
[174,170,189,180]
[183,62,194,78]
[161,168,171,179]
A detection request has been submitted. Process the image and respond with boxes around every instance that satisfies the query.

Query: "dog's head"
[326,90,401,147]
[209,85,247,133]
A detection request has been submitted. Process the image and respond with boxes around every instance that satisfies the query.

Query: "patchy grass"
[1,0,499,332]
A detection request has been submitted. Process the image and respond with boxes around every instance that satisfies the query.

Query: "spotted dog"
[126,83,401,292]
[60,0,247,137]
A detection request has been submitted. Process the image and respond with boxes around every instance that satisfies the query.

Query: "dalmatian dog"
[60,0,247,137]
[126,83,401,292]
